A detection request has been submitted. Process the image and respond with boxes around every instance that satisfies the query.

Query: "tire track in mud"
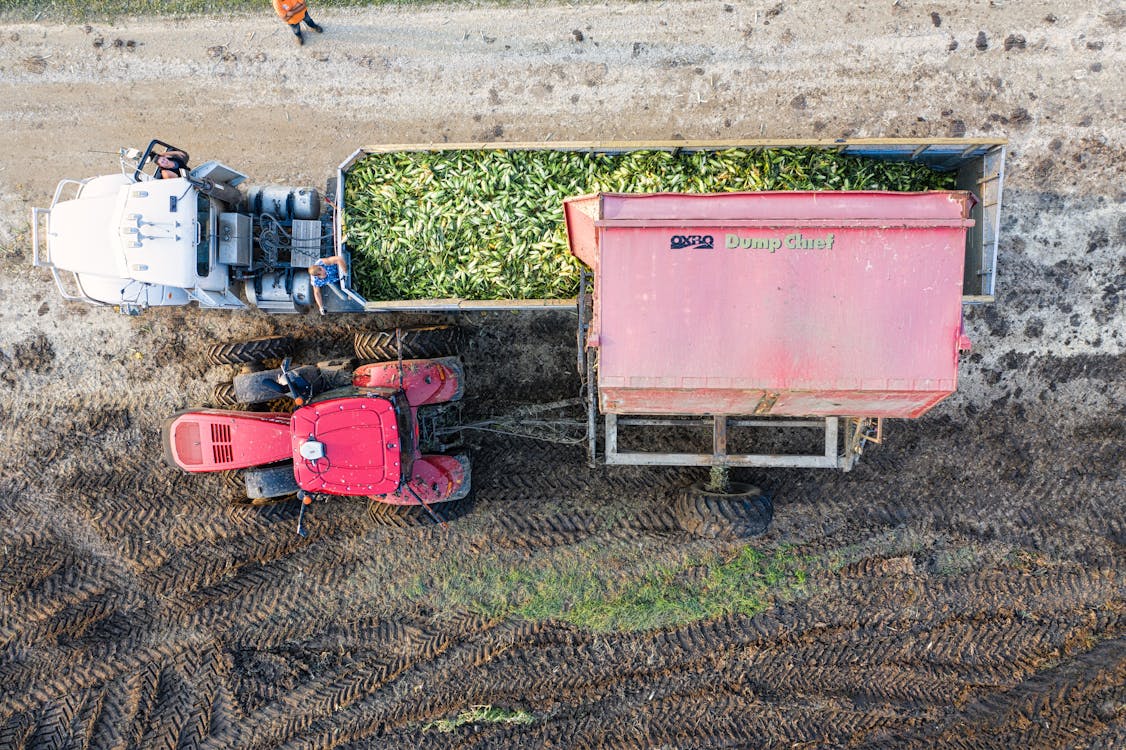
[470,435,694,548]
[245,559,1115,749]
[875,636,1126,749]
[2,512,1122,748]
[2,318,1123,747]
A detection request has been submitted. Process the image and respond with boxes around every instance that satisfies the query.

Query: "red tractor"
[163,327,470,529]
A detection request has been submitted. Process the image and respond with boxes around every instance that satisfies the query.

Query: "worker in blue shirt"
[309,254,347,314]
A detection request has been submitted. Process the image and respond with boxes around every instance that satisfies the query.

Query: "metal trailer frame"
[334,138,1004,313]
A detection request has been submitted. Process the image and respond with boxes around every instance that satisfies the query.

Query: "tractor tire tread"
[367,495,471,528]
[205,336,293,366]
[354,326,463,361]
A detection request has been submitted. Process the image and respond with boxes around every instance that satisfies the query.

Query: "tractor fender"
[352,357,464,406]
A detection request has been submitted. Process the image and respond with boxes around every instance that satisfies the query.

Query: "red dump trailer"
[566,190,977,471]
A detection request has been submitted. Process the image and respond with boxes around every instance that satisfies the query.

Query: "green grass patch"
[423,705,534,733]
[343,147,956,302]
[387,539,811,632]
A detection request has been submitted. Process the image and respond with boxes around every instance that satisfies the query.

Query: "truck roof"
[48,176,204,290]
[565,191,976,419]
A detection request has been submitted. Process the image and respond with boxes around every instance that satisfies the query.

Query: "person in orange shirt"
[272,0,324,46]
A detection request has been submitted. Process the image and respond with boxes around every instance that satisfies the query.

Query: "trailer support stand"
[603,414,842,469]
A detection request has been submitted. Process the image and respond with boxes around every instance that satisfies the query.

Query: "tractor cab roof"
[290,393,407,496]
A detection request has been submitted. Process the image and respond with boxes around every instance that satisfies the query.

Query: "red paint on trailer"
[565,191,975,419]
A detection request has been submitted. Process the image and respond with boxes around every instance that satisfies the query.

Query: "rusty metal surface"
[567,191,975,419]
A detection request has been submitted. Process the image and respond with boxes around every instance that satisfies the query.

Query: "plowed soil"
[0,3,1123,748]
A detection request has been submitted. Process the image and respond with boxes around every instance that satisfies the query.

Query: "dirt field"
[1,2,1123,748]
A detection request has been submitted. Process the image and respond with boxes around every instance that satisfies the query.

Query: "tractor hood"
[290,394,407,496]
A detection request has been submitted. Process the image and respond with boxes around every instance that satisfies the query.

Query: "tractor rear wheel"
[674,481,773,539]
[210,381,243,408]
[367,495,471,528]
[354,326,462,361]
[205,335,292,366]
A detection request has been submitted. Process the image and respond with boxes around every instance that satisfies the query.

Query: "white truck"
[32,139,329,314]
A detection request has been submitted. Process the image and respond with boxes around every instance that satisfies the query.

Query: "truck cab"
[32,139,325,314]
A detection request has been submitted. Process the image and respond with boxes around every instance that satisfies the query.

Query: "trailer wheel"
[354,326,462,361]
[366,495,471,528]
[205,335,293,367]
[675,481,773,539]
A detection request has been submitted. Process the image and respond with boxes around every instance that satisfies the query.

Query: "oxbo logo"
[670,234,715,250]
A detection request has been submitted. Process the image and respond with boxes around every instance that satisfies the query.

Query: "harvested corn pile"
[344,148,957,301]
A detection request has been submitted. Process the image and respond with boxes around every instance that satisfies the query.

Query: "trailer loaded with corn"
[34,138,1007,530]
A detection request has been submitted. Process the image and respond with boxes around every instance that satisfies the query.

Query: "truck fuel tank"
[243,269,312,314]
[218,213,252,266]
[247,185,321,221]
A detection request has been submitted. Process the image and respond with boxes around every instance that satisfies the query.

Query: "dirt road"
[0,3,1123,748]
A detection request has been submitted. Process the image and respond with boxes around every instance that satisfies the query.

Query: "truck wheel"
[367,495,470,528]
[354,326,462,361]
[205,335,292,367]
[674,481,773,539]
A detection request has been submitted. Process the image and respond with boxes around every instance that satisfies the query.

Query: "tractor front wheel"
[205,335,292,367]
[354,326,462,361]
[674,481,773,539]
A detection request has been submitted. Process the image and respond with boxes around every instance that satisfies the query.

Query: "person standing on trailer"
[309,255,347,315]
[272,0,324,45]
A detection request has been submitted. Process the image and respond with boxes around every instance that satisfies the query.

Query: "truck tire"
[354,326,462,361]
[367,495,470,528]
[674,481,773,539]
[205,335,292,367]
